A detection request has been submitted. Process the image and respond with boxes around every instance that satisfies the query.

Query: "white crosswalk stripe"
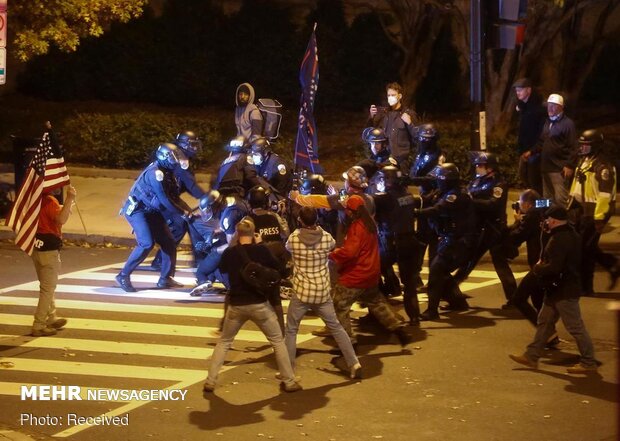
[0,252,523,437]
[0,256,318,437]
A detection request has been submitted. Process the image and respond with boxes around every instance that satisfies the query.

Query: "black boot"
[394,327,412,347]
[157,277,183,289]
[115,273,136,293]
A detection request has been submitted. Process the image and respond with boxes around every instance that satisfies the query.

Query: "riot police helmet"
[417,124,439,142]
[250,137,270,165]
[376,165,400,190]
[300,174,327,195]
[578,129,604,156]
[226,136,248,153]
[342,166,369,190]
[471,151,499,169]
[363,127,387,155]
[175,131,202,158]
[363,127,387,143]
[248,185,268,209]
[156,143,186,169]
[434,163,460,192]
[416,123,439,152]
[198,190,222,221]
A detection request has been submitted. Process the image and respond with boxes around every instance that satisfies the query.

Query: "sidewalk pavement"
[1,164,619,248]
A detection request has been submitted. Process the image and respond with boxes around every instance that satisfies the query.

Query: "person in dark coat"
[509,205,598,374]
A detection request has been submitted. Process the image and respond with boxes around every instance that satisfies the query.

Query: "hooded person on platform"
[235,83,263,143]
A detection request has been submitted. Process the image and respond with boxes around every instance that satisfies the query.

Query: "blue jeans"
[526,297,596,367]
[206,302,297,387]
[285,296,359,369]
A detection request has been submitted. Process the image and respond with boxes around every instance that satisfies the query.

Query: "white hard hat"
[546,94,564,107]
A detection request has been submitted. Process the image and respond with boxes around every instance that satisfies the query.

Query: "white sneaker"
[190,281,213,297]
[275,372,301,382]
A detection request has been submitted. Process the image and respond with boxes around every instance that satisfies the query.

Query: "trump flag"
[294,24,323,174]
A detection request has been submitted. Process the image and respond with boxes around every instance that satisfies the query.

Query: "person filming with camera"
[509,205,598,374]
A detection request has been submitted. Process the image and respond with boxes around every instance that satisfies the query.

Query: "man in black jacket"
[538,94,578,206]
[203,220,301,393]
[509,205,597,374]
[514,78,545,195]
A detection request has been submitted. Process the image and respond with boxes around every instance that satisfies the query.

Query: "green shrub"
[61,112,223,169]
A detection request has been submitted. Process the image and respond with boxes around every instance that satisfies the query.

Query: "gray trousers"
[526,297,596,367]
[542,172,569,207]
[32,250,60,330]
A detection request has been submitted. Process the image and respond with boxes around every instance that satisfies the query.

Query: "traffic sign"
[0,48,6,85]
[0,12,7,48]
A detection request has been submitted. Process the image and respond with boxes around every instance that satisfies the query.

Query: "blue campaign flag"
[294,24,323,174]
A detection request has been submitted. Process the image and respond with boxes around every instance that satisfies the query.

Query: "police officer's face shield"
[369,141,385,156]
[179,138,203,159]
[173,149,189,170]
[300,180,313,195]
[159,148,187,170]
[376,176,386,193]
[578,142,592,156]
[417,136,435,152]
[474,163,489,178]
[251,151,264,166]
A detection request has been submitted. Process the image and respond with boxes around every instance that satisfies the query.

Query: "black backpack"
[237,245,281,295]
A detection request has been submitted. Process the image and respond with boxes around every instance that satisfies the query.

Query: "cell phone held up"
[535,199,552,209]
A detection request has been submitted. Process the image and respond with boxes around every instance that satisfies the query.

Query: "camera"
[535,199,552,208]
[511,201,520,212]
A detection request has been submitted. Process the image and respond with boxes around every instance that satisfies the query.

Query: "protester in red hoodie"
[329,195,411,347]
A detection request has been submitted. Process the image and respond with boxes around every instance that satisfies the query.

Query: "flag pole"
[73,200,88,236]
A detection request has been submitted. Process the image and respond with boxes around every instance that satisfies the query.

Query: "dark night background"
[1,0,619,179]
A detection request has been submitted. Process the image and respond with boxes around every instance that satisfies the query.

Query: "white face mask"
[376,179,386,193]
[387,95,398,107]
[252,154,263,166]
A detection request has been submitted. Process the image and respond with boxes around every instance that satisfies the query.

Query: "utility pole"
[470,0,486,151]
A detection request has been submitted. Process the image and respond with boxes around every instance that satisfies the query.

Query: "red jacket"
[329,220,380,288]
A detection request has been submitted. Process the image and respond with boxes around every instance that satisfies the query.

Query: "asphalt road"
[0,242,618,441]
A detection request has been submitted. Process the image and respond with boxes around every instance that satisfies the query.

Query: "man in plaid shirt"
[285,207,362,379]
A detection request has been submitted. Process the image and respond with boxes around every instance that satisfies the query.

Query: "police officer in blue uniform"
[357,128,398,192]
[413,163,475,320]
[189,191,250,296]
[408,123,445,289]
[250,137,292,197]
[373,165,422,324]
[213,136,270,197]
[151,131,206,270]
[452,152,511,305]
[116,143,191,292]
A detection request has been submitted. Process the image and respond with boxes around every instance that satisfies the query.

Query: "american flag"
[294,24,323,174]
[6,132,70,255]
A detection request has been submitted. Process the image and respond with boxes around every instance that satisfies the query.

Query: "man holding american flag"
[6,125,73,336]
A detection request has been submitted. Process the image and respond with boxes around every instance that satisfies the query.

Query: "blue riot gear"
[175,131,202,158]
[156,143,185,170]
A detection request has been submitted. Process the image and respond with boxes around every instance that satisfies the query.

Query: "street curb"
[0,163,212,183]
[0,229,136,248]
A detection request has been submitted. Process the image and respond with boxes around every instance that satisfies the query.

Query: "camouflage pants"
[332,283,402,344]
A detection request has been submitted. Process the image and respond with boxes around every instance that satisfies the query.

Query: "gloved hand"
[194,241,212,254]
